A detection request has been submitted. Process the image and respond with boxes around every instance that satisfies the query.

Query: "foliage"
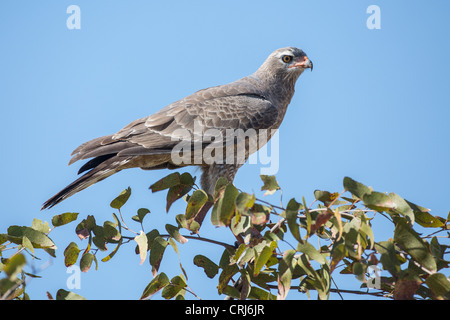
[1,174,450,300]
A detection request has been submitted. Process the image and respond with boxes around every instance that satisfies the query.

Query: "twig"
[254,197,285,211]
[118,208,138,235]
[270,218,285,233]
[328,288,391,298]
[122,234,235,250]
[170,234,235,250]
[265,284,391,299]
[1,277,26,300]
[330,277,344,300]
[185,285,202,300]
[423,228,448,239]
[302,207,373,220]
[398,251,435,276]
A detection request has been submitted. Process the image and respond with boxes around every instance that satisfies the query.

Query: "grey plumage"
[42,47,312,210]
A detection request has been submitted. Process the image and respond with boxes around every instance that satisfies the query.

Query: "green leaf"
[63,242,80,267]
[92,225,107,251]
[75,219,90,240]
[314,190,339,206]
[185,190,208,220]
[297,253,319,278]
[285,198,302,243]
[231,243,247,265]
[145,229,161,248]
[235,192,256,215]
[103,221,121,242]
[150,172,182,192]
[110,187,131,209]
[180,172,195,185]
[85,215,97,230]
[186,219,200,234]
[134,231,148,265]
[149,236,168,277]
[4,253,26,280]
[297,254,328,298]
[277,249,296,300]
[260,175,280,195]
[132,208,150,223]
[213,177,229,199]
[360,221,375,250]
[218,184,239,226]
[387,193,415,224]
[140,272,170,299]
[211,201,220,226]
[168,238,188,281]
[238,247,256,267]
[161,275,187,300]
[43,247,56,258]
[150,172,195,211]
[112,212,122,233]
[31,218,50,234]
[297,242,326,265]
[218,264,239,294]
[165,224,187,244]
[343,177,372,200]
[80,252,95,272]
[51,212,79,227]
[221,285,241,299]
[394,218,437,273]
[176,214,188,229]
[166,181,194,212]
[249,286,277,300]
[362,191,396,213]
[230,215,251,237]
[238,268,252,300]
[405,200,431,216]
[0,233,7,246]
[168,237,180,255]
[303,197,312,237]
[101,238,123,262]
[352,262,365,281]
[330,241,346,273]
[425,273,450,299]
[375,240,402,276]
[251,207,269,226]
[21,236,34,256]
[7,226,56,249]
[56,289,86,300]
[430,237,447,269]
[253,241,277,276]
[193,254,219,279]
[414,211,445,228]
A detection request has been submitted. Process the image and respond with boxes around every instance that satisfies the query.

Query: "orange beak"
[289,56,313,71]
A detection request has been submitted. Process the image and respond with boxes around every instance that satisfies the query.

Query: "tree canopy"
[1,174,449,300]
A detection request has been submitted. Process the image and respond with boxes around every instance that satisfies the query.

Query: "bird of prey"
[42,47,312,210]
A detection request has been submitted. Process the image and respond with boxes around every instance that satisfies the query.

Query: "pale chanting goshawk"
[42,47,313,210]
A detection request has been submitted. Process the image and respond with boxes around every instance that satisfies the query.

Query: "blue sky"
[1,1,449,300]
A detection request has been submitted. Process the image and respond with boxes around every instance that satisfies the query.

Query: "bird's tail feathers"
[41,157,129,210]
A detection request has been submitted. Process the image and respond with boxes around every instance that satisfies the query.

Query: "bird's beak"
[289,56,313,71]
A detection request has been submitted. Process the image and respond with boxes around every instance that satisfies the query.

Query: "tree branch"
[122,234,235,250]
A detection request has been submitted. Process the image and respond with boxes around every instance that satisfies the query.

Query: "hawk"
[42,47,312,210]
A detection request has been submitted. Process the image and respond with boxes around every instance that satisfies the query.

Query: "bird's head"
[255,47,313,83]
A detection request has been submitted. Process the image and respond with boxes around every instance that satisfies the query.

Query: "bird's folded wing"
[69,81,279,163]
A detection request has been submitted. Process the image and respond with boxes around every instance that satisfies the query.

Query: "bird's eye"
[282,55,293,63]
